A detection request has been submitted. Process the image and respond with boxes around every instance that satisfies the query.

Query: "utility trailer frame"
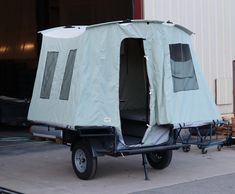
[62,126,182,180]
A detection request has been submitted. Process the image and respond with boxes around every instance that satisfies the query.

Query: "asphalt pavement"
[1,137,235,194]
[131,173,235,194]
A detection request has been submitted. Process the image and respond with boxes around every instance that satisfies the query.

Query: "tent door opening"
[119,38,150,145]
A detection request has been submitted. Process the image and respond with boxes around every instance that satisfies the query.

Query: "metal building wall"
[144,0,235,114]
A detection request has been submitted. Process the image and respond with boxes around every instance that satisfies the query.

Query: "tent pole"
[144,56,149,123]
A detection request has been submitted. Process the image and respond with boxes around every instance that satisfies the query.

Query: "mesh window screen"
[169,44,199,92]
[60,49,77,100]
[40,51,59,99]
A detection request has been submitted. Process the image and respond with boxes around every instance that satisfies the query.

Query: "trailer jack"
[142,153,149,180]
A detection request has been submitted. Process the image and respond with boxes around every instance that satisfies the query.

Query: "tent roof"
[40,26,87,38]
[40,20,193,39]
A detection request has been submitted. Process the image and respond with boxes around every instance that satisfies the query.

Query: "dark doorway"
[119,38,149,145]
[0,0,37,99]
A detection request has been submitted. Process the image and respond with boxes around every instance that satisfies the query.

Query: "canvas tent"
[28,20,221,148]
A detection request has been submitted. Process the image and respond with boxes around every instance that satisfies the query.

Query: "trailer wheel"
[182,145,191,152]
[146,150,172,170]
[201,148,207,154]
[72,143,97,180]
[217,144,222,151]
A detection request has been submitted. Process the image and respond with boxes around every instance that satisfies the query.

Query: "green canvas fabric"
[28,21,221,147]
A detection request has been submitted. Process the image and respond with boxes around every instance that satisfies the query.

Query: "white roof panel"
[40,26,86,38]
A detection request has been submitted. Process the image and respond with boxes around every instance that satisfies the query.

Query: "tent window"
[169,44,199,92]
[60,49,77,100]
[40,51,59,99]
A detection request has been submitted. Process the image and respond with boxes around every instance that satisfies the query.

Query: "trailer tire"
[146,150,172,170]
[182,145,191,152]
[72,142,97,180]
[217,144,222,151]
[201,148,207,154]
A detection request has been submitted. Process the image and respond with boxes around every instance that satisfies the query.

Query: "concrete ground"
[132,173,235,194]
[1,140,235,194]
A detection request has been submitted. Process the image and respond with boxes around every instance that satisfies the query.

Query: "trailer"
[28,20,221,180]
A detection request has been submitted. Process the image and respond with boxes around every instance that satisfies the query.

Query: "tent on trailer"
[28,20,221,148]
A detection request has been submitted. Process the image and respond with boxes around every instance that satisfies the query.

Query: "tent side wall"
[28,35,83,128]
[28,25,123,131]
[160,27,221,125]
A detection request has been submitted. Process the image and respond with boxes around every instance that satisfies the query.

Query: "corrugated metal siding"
[144,0,235,114]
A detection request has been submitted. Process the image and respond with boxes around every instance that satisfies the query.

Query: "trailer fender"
[71,138,103,157]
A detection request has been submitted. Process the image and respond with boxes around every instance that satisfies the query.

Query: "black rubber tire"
[197,145,202,149]
[182,145,191,152]
[146,150,173,170]
[217,145,222,151]
[201,148,208,154]
[71,142,97,180]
